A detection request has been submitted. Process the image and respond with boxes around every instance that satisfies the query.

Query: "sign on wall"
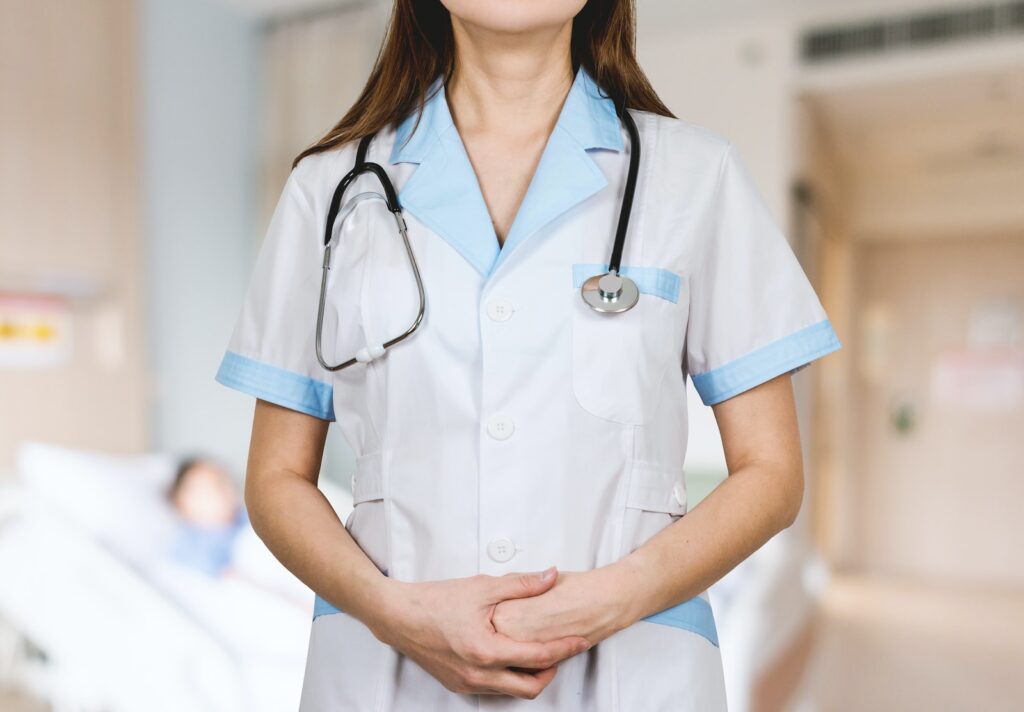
[0,293,73,368]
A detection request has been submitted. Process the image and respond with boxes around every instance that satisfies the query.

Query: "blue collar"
[388,67,624,278]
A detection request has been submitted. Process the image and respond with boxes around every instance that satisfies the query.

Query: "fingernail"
[577,640,592,652]
[539,566,556,582]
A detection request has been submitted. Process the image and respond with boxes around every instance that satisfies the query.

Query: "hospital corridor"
[792,69,1024,709]
[1,1,1023,711]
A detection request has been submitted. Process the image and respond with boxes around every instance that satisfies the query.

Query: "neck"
[445,17,574,140]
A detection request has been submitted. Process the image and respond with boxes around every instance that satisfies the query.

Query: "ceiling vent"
[801,2,1024,63]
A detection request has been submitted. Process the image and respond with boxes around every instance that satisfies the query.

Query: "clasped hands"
[368,564,637,700]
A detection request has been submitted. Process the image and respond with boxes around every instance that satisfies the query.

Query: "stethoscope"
[315,106,642,372]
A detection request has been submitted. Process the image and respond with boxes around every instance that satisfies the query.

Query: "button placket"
[479,288,523,571]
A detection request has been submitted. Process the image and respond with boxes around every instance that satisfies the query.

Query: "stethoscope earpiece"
[580,271,640,313]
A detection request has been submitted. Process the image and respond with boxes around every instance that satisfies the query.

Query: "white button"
[487,538,516,563]
[486,298,514,322]
[673,483,686,507]
[486,415,515,440]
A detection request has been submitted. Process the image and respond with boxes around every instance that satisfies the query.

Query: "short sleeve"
[685,143,841,406]
[214,168,335,420]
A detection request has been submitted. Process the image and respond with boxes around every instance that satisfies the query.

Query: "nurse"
[215,0,842,710]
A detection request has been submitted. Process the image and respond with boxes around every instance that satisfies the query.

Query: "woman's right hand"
[367,567,591,699]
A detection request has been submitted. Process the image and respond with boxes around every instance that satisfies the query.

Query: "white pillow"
[15,441,180,566]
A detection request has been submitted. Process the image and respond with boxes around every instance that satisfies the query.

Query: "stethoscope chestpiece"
[580,271,640,313]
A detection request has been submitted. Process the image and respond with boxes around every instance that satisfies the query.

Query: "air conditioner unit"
[801,1,1024,63]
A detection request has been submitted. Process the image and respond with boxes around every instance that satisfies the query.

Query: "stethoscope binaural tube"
[580,107,642,313]
[315,134,426,372]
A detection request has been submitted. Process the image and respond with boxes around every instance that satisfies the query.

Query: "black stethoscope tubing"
[315,105,641,371]
[609,107,640,276]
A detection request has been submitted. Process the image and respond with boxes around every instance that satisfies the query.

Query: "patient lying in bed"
[166,457,249,577]
[2,442,323,711]
[163,455,312,611]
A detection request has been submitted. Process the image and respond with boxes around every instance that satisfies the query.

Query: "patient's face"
[172,461,239,527]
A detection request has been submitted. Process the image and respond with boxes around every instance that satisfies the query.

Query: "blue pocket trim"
[571,264,682,304]
[215,351,335,421]
[691,318,842,406]
[642,595,718,647]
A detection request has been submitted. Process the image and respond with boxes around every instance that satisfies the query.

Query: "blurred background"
[1,0,1022,710]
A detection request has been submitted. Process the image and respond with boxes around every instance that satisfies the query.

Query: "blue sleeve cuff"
[691,319,842,406]
[215,351,335,421]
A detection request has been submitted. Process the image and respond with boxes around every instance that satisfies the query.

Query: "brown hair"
[291,0,674,169]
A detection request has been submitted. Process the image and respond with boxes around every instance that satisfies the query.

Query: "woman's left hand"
[491,567,636,647]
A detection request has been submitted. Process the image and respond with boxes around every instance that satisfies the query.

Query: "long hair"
[291,0,674,168]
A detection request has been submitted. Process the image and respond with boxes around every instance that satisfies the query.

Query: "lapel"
[390,66,624,280]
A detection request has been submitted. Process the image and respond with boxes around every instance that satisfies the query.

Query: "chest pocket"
[570,264,684,425]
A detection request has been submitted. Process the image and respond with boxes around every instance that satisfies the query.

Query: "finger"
[487,567,558,602]
[485,633,590,670]
[479,665,558,699]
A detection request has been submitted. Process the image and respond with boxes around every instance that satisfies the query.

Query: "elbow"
[243,471,268,537]
[777,464,805,530]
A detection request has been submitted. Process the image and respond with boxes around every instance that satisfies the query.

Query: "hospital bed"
[0,442,353,712]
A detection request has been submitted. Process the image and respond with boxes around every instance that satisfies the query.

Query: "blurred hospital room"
[1,0,1023,710]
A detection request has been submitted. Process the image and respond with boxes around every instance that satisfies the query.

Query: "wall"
[0,0,147,467]
[140,0,261,471]
[636,0,1024,494]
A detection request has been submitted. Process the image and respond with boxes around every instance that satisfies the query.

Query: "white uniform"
[216,67,841,711]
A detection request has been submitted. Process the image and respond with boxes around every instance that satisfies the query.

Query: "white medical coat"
[216,66,841,711]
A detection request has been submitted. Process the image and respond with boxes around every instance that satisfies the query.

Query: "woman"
[215,1,841,709]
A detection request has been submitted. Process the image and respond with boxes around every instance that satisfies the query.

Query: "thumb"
[489,566,558,602]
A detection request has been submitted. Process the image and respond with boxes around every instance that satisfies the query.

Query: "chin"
[441,0,588,34]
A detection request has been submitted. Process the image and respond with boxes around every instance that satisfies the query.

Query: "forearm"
[245,469,390,630]
[608,458,803,626]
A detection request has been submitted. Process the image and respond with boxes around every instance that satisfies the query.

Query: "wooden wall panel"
[0,0,147,466]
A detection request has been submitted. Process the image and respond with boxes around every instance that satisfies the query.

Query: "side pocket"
[620,459,687,552]
[624,460,687,517]
[351,449,384,506]
[345,450,388,576]
[618,460,686,574]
